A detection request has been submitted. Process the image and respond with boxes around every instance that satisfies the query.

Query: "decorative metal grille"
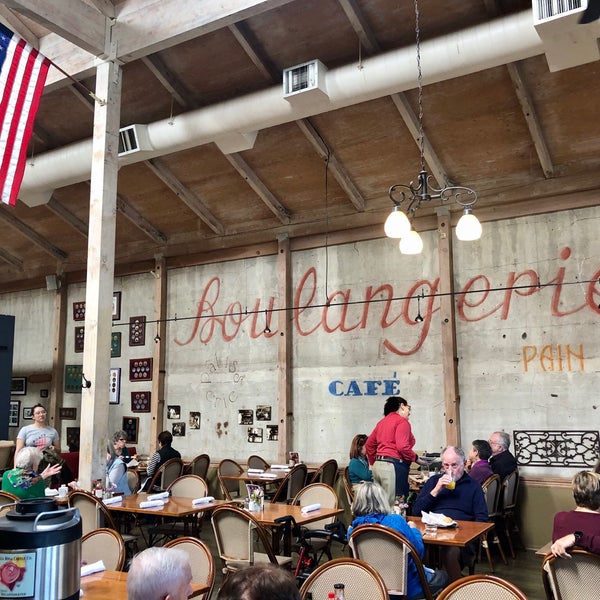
[514,430,599,467]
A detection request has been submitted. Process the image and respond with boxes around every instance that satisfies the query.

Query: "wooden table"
[105,492,232,518]
[254,502,345,555]
[220,469,289,483]
[80,569,208,598]
[407,516,494,547]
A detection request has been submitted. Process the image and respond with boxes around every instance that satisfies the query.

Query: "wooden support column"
[151,255,167,445]
[276,234,292,463]
[436,207,461,447]
[79,59,121,489]
[49,283,67,437]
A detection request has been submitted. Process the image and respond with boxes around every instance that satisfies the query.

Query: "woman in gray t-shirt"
[15,404,60,466]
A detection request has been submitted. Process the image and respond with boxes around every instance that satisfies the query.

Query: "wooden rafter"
[144,158,225,235]
[230,16,366,212]
[0,247,24,271]
[46,196,88,238]
[141,54,193,109]
[116,194,168,245]
[0,205,67,260]
[338,0,449,188]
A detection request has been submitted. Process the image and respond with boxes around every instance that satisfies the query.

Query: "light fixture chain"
[414,0,424,172]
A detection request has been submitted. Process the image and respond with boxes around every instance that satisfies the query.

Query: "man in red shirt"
[365,396,427,503]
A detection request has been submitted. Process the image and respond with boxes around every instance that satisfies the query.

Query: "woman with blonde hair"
[551,470,600,557]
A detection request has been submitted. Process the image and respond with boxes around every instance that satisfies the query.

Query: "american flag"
[0,23,50,206]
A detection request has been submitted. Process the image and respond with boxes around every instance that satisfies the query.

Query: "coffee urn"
[0,498,81,599]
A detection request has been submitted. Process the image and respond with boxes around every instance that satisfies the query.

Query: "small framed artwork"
[112,292,122,321]
[9,401,20,427]
[22,407,34,420]
[129,316,146,346]
[189,412,201,430]
[59,407,77,420]
[65,365,83,394]
[267,425,279,441]
[73,301,86,321]
[256,405,271,421]
[66,427,80,452]
[131,391,151,412]
[167,405,180,419]
[122,417,139,444]
[111,332,122,358]
[109,368,121,404]
[40,389,49,398]
[74,326,85,353]
[238,409,253,425]
[129,358,153,381]
[10,377,27,396]
[248,427,263,443]
[172,422,186,437]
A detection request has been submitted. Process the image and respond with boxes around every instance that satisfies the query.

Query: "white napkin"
[140,499,165,508]
[102,495,123,505]
[148,491,169,501]
[247,468,264,473]
[421,511,457,527]
[270,464,289,470]
[192,496,215,505]
[259,473,278,479]
[44,488,59,497]
[301,503,321,514]
[81,560,106,577]
[127,458,139,467]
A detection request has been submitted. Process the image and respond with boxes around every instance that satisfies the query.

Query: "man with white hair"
[488,431,517,480]
[127,547,192,600]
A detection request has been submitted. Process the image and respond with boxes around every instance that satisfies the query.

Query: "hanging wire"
[324,149,331,305]
[414,0,425,172]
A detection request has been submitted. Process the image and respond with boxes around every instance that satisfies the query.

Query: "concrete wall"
[2,207,598,480]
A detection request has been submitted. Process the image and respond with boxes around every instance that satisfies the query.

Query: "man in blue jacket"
[413,446,488,581]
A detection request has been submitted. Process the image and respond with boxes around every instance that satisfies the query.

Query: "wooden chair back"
[342,466,355,504]
[350,523,431,599]
[69,490,117,537]
[436,573,528,599]
[482,474,502,518]
[217,459,244,500]
[502,469,519,511]
[146,457,184,492]
[542,549,600,600]
[168,474,208,498]
[293,483,338,531]
[189,454,210,480]
[270,463,307,504]
[165,536,215,599]
[299,557,389,600]
[81,527,126,571]
[310,459,338,487]
[247,455,270,470]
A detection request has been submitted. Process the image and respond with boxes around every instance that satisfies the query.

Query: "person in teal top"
[348,434,373,488]
[2,446,62,499]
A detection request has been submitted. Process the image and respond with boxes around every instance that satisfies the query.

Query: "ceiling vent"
[533,0,600,71]
[118,124,153,157]
[283,59,328,102]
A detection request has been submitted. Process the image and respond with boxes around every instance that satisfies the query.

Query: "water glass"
[424,523,438,536]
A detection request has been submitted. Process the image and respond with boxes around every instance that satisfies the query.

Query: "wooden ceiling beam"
[3,0,107,55]
[116,193,168,245]
[0,5,39,45]
[46,196,88,238]
[0,247,24,271]
[230,16,366,212]
[141,54,194,109]
[67,84,96,113]
[295,119,365,211]
[0,205,68,260]
[144,158,225,235]
[338,0,449,188]
[86,0,115,18]
[223,152,291,224]
[483,0,554,179]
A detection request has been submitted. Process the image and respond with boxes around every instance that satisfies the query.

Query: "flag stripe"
[0,25,50,206]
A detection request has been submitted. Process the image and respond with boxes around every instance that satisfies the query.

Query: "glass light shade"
[456,208,482,241]
[399,230,423,254]
[384,206,411,238]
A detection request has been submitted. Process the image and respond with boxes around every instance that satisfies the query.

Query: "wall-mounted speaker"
[46,275,59,290]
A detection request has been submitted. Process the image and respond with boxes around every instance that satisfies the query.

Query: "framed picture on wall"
[59,407,77,420]
[109,368,121,404]
[112,291,122,321]
[8,401,20,427]
[66,427,80,452]
[22,407,33,420]
[10,377,27,395]
[122,417,139,444]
